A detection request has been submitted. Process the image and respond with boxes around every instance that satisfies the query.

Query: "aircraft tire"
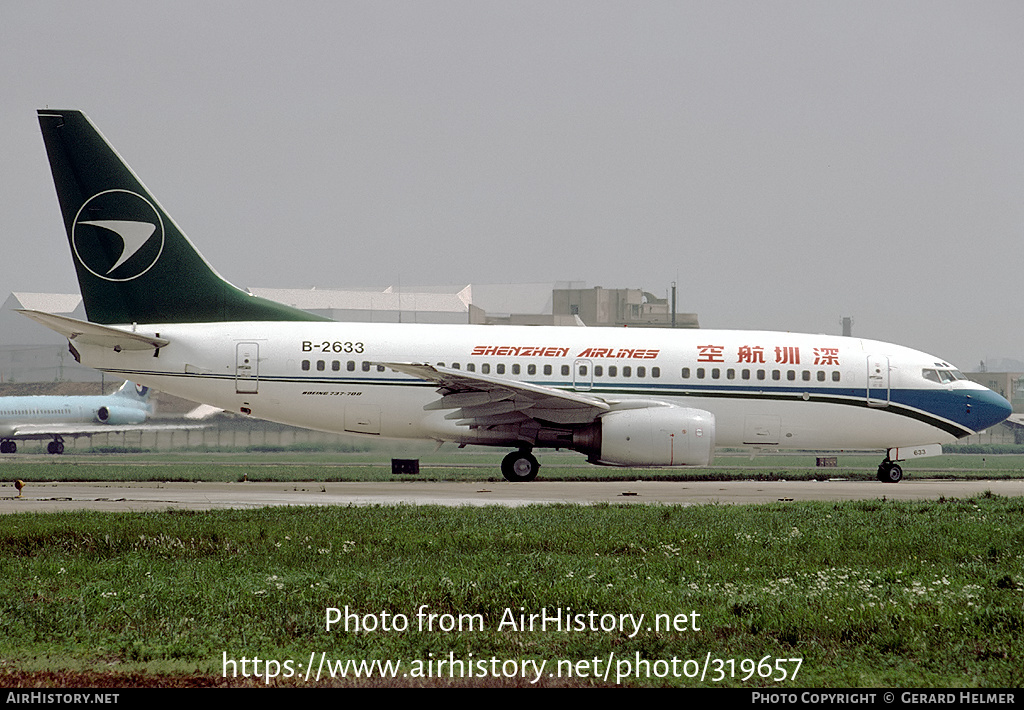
[501,450,540,482]
[877,462,903,483]
[47,441,64,455]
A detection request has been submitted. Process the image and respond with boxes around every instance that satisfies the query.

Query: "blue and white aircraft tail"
[22,109,1014,480]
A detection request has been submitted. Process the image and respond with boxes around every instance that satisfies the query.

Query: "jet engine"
[573,406,716,466]
[95,406,147,425]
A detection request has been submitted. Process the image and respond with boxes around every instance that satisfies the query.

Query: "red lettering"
[774,346,800,365]
[814,347,840,366]
[737,345,766,364]
[697,345,725,363]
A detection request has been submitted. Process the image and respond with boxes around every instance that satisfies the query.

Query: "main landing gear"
[47,438,65,455]
[501,448,540,482]
[0,440,16,454]
[877,459,903,483]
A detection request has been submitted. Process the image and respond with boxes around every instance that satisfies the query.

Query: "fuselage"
[68,321,1011,453]
[0,392,149,438]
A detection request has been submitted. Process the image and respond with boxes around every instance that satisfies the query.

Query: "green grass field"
[4,450,1024,484]
[1,453,1023,687]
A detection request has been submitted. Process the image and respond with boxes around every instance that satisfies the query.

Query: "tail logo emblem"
[72,190,165,282]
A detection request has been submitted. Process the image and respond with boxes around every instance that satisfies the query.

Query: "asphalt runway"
[3,478,1024,513]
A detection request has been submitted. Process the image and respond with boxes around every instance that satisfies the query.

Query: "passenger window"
[544,365,552,376]
[772,370,781,381]
[802,370,810,381]
[594,365,603,376]
[497,364,505,374]
[652,367,660,378]
[467,363,475,372]
[528,364,536,375]
[608,365,617,377]
[787,370,796,381]
[682,367,691,378]
[742,369,750,380]
[817,371,825,381]
[362,361,371,372]
[697,368,705,379]
[637,366,645,378]
[757,369,765,380]
[482,363,490,374]
[561,365,570,376]
[317,360,325,371]
[512,364,521,375]
[332,360,340,371]
[301,360,310,371]
[711,368,720,379]
[726,369,735,380]
[832,371,841,382]
[347,361,355,371]
[623,366,632,377]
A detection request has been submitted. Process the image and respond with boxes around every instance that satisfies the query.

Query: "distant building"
[247,286,474,324]
[552,287,699,328]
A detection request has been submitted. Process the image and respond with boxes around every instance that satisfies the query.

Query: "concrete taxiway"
[2,478,1023,513]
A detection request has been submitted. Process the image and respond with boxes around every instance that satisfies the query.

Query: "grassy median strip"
[5,451,1024,484]
[1,495,1022,686]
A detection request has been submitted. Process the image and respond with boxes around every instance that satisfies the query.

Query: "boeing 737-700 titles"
[21,110,1013,481]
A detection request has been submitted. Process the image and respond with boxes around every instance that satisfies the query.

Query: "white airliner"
[0,380,166,454]
[22,110,1012,482]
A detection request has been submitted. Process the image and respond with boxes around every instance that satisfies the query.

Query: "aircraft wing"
[382,362,610,427]
[16,310,168,351]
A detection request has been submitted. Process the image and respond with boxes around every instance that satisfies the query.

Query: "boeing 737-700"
[20,109,1013,481]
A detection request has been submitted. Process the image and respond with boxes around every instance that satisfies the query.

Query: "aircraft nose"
[971,388,1013,432]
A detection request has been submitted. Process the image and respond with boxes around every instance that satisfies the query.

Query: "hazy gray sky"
[2,1,1022,368]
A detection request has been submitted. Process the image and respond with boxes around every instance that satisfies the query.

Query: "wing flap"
[382,362,609,427]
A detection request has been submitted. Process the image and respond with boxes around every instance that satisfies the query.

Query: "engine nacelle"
[95,406,147,425]
[577,407,716,467]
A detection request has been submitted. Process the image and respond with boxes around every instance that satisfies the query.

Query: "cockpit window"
[923,368,967,384]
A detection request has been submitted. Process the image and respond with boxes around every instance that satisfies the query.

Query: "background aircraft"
[0,380,198,454]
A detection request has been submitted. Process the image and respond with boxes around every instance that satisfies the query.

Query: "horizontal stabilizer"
[17,310,168,351]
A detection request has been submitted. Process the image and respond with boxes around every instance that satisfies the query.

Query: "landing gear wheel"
[877,462,903,483]
[0,440,10,454]
[501,450,540,482]
[47,440,65,455]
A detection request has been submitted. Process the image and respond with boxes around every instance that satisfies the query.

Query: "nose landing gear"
[877,459,903,483]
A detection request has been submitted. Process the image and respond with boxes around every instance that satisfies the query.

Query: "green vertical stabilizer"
[37,110,328,325]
